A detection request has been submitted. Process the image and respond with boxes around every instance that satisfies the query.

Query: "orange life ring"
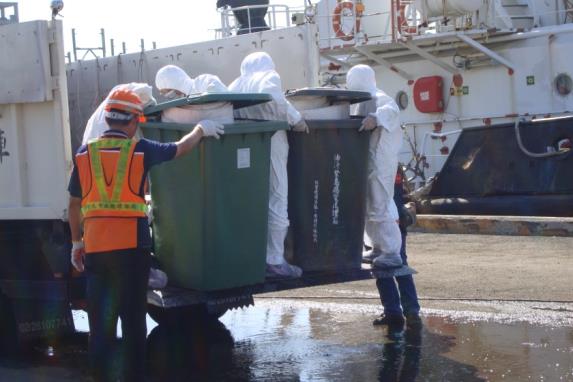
[332,1,362,42]
[397,1,417,34]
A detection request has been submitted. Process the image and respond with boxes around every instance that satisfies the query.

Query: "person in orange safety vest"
[68,88,224,382]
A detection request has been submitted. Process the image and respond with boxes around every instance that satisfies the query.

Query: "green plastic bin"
[141,94,287,291]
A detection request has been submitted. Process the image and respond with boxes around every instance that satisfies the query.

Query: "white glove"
[197,120,225,139]
[148,268,168,289]
[71,241,85,273]
[359,115,378,132]
[292,119,309,133]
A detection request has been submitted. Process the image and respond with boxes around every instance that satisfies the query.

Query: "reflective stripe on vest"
[82,201,148,214]
[81,139,147,216]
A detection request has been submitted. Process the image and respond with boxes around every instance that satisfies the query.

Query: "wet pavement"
[2,233,572,381]
[1,300,572,381]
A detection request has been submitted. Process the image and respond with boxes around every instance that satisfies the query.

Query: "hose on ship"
[514,118,570,158]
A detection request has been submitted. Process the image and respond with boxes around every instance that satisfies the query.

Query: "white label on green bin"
[237,148,251,169]
[332,154,341,225]
[313,180,319,244]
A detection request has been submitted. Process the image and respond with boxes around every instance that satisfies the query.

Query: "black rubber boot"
[372,314,405,327]
[405,313,423,329]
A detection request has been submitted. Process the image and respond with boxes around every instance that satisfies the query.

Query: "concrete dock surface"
[413,215,573,237]
[265,232,573,302]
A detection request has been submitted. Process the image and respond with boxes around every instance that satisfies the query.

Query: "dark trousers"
[85,249,150,382]
[376,232,421,317]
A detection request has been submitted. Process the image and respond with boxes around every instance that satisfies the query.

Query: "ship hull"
[418,116,573,216]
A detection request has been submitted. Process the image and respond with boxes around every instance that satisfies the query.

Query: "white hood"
[193,74,229,93]
[82,82,156,145]
[347,64,400,133]
[346,64,378,96]
[155,65,195,96]
[229,52,301,125]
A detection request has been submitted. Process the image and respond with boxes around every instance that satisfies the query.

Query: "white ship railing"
[214,1,573,46]
[216,4,305,39]
[313,0,480,49]
[317,0,393,48]
[317,10,393,47]
[420,130,463,160]
[0,2,18,25]
[316,0,573,49]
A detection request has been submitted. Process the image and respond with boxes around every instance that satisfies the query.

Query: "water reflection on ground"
[1,301,572,381]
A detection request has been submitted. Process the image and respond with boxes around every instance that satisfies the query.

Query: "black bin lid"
[144,92,273,117]
[285,87,371,105]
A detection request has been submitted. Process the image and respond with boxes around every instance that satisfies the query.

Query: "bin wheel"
[0,293,18,354]
[148,304,227,326]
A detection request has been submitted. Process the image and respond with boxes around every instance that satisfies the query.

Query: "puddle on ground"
[1,300,572,381]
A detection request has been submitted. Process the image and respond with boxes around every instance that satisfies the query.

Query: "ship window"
[396,91,409,110]
[555,73,572,96]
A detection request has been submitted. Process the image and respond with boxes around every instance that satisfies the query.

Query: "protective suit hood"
[239,52,276,75]
[193,74,229,93]
[229,52,301,125]
[82,83,156,145]
[346,64,378,96]
[130,83,155,107]
[347,65,399,134]
[155,65,194,96]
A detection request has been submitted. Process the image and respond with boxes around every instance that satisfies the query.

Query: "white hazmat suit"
[347,65,404,268]
[155,65,230,124]
[193,74,228,93]
[81,83,155,144]
[155,65,195,97]
[229,52,304,278]
[155,65,228,96]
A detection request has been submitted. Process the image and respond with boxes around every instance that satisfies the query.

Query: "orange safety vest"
[75,137,147,253]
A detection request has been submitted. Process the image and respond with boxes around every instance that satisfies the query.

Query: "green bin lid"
[144,92,273,117]
[140,120,288,135]
[285,88,371,105]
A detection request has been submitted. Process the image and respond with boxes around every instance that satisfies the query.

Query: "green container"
[287,119,371,273]
[141,120,287,291]
[285,88,372,273]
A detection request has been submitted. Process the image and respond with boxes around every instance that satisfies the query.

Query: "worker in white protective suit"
[155,65,230,124]
[193,73,228,93]
[347,64,404,269]
[155,65,228,99]
[82,83,156,144]
[155,65,194,98]
[229,52,309,278]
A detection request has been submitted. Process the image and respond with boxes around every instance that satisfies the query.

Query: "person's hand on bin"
[292,119,310,133]
[359,115,378,132]
[197,120,225,139]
